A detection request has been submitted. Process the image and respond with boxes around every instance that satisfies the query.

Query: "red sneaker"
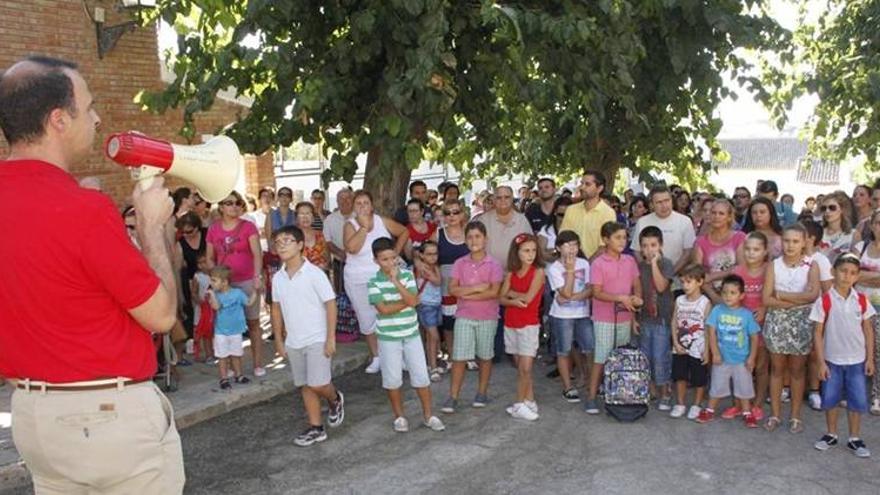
[751,406,764,422]
[721,406,742,419]
[696,408,715,424]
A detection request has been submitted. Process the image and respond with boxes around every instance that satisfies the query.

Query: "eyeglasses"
[274,237,298,247]
[220,200,244,207]
[820,204,839,212]
[443,209,461,215]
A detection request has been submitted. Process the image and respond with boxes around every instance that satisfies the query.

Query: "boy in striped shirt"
[368,237,446,433]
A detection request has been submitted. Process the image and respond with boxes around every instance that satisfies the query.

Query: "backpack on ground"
[603,304,651,422]
[335,292,360,343]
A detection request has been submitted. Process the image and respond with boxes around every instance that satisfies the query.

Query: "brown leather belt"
[15,377,152,392]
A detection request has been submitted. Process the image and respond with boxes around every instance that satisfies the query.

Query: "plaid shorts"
[452,318,497,361]
[593,320,632,364]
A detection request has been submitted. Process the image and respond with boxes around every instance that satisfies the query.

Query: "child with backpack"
[696,274,761,427]
[811,253,876,458]
[732,232,770,419]
[547,230,593,403]
[635,226,675,410]
[670,264,712,420]
[500,233,546,421]
[584,221,643,415]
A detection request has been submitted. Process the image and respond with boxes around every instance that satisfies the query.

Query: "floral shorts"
[764,306,813,356]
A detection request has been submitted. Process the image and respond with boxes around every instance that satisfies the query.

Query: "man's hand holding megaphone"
[130,175,174,234]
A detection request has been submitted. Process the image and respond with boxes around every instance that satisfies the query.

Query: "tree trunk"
[363,146,412,217]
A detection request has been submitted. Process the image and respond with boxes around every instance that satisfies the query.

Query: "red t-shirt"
[0,160,160,382]
[504,265,544,328]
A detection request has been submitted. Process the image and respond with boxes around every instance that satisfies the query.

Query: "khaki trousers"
[12,381,185,494]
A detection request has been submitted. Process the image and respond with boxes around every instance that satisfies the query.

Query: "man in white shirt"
[323,187,354,291]
[630,185,695,276]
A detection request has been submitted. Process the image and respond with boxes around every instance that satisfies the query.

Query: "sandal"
[764,416,781,432]
[789,418,804,434]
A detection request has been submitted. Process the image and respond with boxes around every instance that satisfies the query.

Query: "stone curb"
[0,342,371,491]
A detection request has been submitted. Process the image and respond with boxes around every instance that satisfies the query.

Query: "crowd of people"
[162,170,880,457]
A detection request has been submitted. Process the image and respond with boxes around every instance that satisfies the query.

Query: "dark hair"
[834,253,862,270]
[371,237,396,257]
[554,195,573,212]
[639,225,663,244]
[409,180,427,194]
[507,233,546,272]
[583,170,607,192]
[742,197,782,235]
[680,263,706,282]
[407,198,425,211]
[600,221,626,239]
[465,221,487,237]
[721,274,745,294]
[801,219,824,244]
[172,187,192,215]
[277,186,293,197]
[537,177,556,188]
[175,211,202,230]
[745,231,768,250]
[757,180,779,195]
[311,189,325,199]
[353,189,373,204]
[561,188,573,197]
[648,185,671,203]
[271,224,304,243]
[418,240,438,253]
[295,201,315,214]
[555,230,587,259]
[0,56,78,145]
[629,195,648,216]
[258,186,275,199]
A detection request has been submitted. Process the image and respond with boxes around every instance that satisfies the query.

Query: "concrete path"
[6,356,874,494]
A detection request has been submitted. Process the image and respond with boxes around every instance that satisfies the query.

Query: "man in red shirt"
[0,56,184,493]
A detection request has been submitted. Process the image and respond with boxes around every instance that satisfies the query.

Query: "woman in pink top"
[206,191,265,376]
[693,199,746,304]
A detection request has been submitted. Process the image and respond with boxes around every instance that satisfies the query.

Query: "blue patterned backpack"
[603,305,651,422]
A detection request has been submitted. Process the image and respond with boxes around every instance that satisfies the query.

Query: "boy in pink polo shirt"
[441,222,504,414]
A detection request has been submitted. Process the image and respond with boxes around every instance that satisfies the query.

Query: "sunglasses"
[443,209,461,215]
[820,204,839,212]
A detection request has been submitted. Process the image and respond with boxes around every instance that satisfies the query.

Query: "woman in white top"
[537,196,572,262]
[343,190,408,373]
[853,209,880,414]
[762,224,820,433]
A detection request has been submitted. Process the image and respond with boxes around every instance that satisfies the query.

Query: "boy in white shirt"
[271,225,345,447]
[811,254,876,458]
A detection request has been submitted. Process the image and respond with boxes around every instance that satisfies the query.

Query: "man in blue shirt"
[757,180,798,227]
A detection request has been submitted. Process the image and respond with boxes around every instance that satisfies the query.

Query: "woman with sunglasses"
[206,191,266,377]
[538,196,573,262]
[430,198,470,370]
[263,186,296,240]
[743,197,784,260]
[343,190,409,374]
[176,212,207,345]
[819,191,855,265]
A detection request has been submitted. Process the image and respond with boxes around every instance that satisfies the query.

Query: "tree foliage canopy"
[141,0,786,194]
[767,0,880,167]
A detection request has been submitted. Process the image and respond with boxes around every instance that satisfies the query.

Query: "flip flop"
[789,418,804,434]
[764,416,781,432]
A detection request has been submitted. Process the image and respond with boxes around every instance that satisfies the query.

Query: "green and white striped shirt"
[368,268,419,341]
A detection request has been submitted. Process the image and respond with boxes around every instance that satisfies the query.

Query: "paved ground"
[8,357,877,494]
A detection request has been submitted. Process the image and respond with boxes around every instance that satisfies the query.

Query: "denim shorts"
[821,361,868,413]
[417,304,442,328]
[638,321,672,386]
[550,317,594,355]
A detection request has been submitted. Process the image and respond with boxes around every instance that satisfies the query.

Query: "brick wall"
[0,0,276,205]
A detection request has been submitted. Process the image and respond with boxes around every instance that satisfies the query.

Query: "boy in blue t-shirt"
[697,274,760,427]
[208,265,257,390]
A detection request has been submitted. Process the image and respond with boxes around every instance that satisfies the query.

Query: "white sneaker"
[506,403,519,416]
[670,405,687,418]
[808,392,822,411]
[524,400,538,414]
[423,415,446,431]
[365,357,381,374]
[871,398,880,416]
[510,402,539,421]
[253,367,267,377]
[393,416,409,433]
[430,369,442,382]
[687,405,702,421]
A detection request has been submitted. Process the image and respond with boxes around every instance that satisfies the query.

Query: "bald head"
[0,56,79,145]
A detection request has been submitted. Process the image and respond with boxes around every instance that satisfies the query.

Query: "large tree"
[766,0,880,167]
[141,1,785,211]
